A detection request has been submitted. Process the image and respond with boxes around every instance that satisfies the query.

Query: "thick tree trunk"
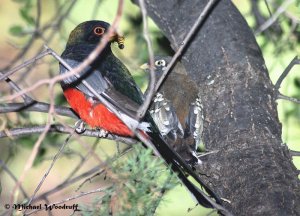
[133,0,300,215]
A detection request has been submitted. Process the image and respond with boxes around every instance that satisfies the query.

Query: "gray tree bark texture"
[133,0,300,215]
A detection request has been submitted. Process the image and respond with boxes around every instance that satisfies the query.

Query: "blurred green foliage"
[9,0,35,36]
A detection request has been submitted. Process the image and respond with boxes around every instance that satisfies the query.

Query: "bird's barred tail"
[146,130,222,209]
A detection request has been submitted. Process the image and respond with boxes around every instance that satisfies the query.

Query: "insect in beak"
[110,33,125,49]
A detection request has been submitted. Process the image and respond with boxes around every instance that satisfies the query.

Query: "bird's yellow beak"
[110,33,125,49]
[140,63,150,70]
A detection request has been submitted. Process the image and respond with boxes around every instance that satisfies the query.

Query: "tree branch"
[0,124,138,145]
[255,0,296,35]
[136,0,155,119]
[0,102,77,118]
[0,49,51,82]
[290,150,300,157]
[154,0,220,93]
[277,93,300,104]
[0,71,33,104]
[275,56,300,90]
[25,132,75,209]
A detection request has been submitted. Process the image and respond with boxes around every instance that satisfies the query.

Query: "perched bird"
[59,21,220,209]
[141,56,204,164]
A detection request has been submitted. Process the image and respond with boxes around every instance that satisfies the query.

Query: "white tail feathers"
[138,121,151,132]
[119,112,151,133]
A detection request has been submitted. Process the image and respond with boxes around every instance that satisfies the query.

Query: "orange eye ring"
[94,27,105,36]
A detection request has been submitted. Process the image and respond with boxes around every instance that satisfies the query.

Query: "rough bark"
[133,0,300,215]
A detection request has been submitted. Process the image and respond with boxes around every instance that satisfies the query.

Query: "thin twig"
[255,0,295,35]
[25,132,75,209]
[136,0,155,119]
[1,36,37,72]
[0,48,50,105]
[9,113,52,214]
[31,146,132,204]
[15,0,77,84]
[0,72,33,103]
[9,84,57,213]
[154,0,220,93]
[274,56,300,90]
[54,116,120,182]
[278,93,300,104]
[8,63,60,211]
[78,146,132,190]
[63,140,99,184]
[32,166,102,203]
[76,170,106,192]
[0,124,138,145]
[0,102,77,119]
[0,49,51,81]
[290,150,300,157]
[0,0,76,72]
[35,0,42,31]
[25,186,111,215]
[264,0,273,17]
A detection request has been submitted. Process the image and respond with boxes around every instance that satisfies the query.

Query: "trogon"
[59,20,221,209]
[141,56,203,165]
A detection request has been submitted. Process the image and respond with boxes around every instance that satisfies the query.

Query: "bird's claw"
[97,128,108,138]
[75,120,86,134]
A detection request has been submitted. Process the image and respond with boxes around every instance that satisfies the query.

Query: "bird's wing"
[59,58,141,119]
[100,54,145,105]
[101,87,141,118]
[149,93,184,142]
[59,58,109,98]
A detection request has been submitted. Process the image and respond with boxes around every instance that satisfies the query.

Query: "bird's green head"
[66,20,124,49]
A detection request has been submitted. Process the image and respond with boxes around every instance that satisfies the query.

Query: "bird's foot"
[97,128,108,138]
[74,120,86,134]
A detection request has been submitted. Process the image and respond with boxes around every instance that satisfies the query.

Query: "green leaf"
[9,25,24,36]
[19,8,35,25]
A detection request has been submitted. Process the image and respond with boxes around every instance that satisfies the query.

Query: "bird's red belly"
[63,88,133,136]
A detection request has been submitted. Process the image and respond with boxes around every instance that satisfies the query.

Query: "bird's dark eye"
[155,60,166,67]
[94,27,105,36]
